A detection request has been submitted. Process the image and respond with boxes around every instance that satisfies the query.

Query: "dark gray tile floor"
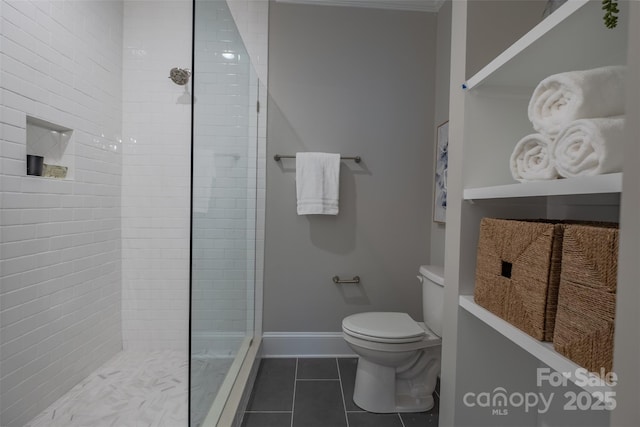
[241,358,439,427]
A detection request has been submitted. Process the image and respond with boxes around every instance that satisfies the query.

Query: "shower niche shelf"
[26,116,74,179]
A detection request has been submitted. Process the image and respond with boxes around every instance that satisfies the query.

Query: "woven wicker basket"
[474,218,564,341]
[553,223,619,375]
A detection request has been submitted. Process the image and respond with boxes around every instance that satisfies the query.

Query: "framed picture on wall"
[433,121,449,224]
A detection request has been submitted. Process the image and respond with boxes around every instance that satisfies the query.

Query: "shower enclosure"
[0,0,265,426]
[190,0,266,425]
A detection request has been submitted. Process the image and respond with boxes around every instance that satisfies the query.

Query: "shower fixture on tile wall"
[169,67,191,85]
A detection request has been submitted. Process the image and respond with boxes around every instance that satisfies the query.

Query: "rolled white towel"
[554,116,625,178]
[510,133,558,181]
[528,66,626,137]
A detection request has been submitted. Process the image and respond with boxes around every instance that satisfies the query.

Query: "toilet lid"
[342,312,426,342]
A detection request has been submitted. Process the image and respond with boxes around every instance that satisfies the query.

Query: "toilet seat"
[342,312,438,344]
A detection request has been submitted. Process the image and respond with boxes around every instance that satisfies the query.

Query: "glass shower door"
[190,0,258,425]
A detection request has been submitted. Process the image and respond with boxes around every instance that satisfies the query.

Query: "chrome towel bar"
[274,154,361,163]
[333,275,360,284]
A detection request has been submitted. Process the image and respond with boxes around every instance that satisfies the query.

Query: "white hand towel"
[510,133,558,181]
[528,66,626,137]
[296,152,340,215]
[554,116,625,178]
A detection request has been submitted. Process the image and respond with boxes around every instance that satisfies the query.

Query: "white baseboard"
[261,332,356,357]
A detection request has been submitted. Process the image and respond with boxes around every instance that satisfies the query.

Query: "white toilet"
[342,265,444,413]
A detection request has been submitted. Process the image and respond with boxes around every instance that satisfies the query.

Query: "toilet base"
[395,378,435,412]
[352,357,436,413]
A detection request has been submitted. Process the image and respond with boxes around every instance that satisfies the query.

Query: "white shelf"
[463,172,622,200]
[459,295,613,395]
[465,0,628,90]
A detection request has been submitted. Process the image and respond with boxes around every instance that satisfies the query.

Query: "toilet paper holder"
[333,275,360,284]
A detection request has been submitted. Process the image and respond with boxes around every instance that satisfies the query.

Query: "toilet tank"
[418,265,445,337]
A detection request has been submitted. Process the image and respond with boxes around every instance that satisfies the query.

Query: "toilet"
[342,265,444,413]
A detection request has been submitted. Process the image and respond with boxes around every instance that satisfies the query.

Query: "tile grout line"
[398,412,407,427]
[335,358,350,427]
[290,358,298,427]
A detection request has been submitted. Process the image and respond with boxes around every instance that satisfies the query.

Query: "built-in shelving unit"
[440,1,638,426]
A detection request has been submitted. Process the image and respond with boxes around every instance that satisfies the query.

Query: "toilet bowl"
[342,265,444,413]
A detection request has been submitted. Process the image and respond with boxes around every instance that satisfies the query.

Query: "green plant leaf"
[602,0,619,29]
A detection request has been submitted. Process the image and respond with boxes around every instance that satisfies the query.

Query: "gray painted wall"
[264,3,437,332]
[466,0,547,78]
[430,0,452,266]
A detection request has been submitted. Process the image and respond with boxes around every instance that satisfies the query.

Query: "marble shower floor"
[26,350,189,427]
[190,355,234,427]
[25,350,237,427]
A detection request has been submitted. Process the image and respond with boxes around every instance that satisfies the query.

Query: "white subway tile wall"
[226,0,269,85]
[0,1,124,426]
[121,1,192,352]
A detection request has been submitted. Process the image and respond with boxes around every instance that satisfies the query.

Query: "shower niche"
[26,116,74,179]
